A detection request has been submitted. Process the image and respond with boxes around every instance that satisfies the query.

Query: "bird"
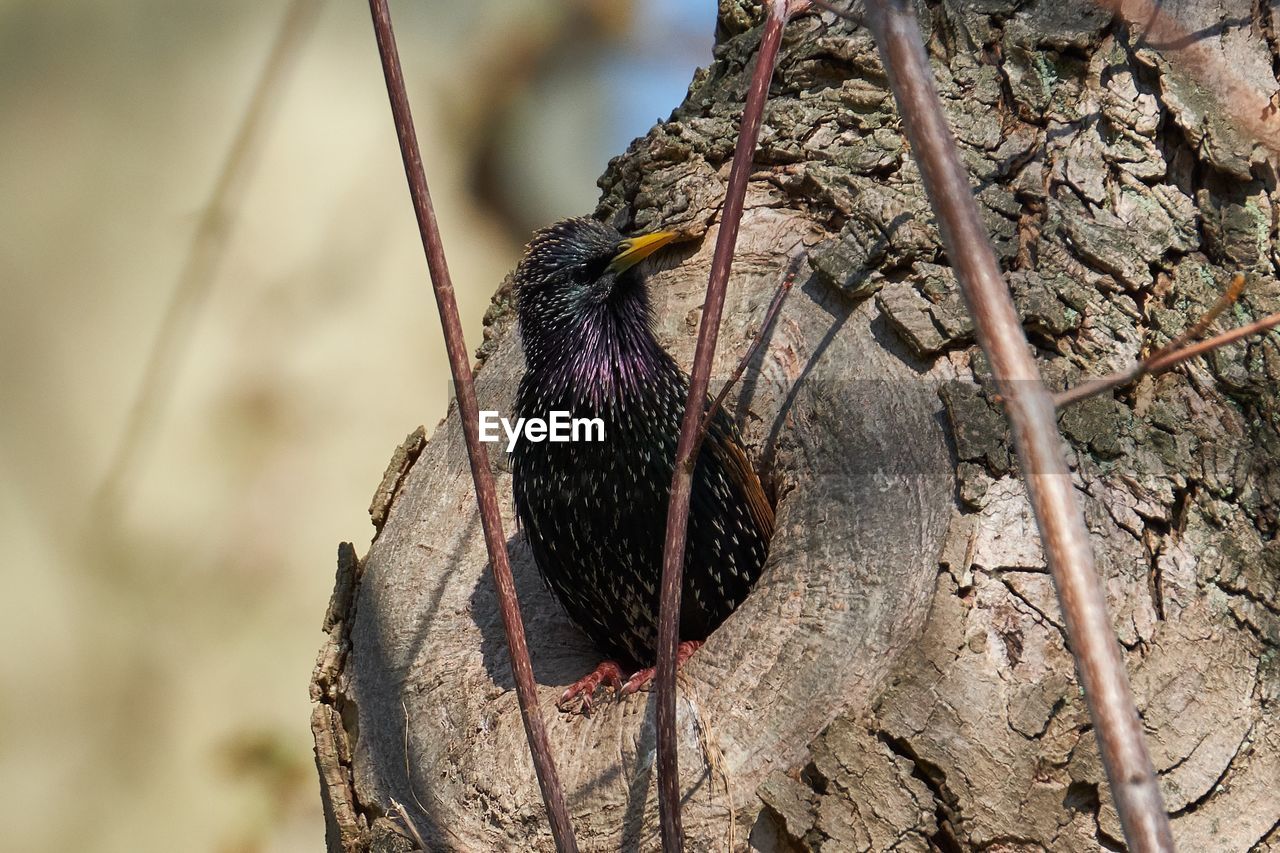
[509,216,775,712]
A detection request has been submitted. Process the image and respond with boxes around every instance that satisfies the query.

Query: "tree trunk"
[312,1,1280,850]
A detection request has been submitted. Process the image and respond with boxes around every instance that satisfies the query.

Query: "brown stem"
[389,800,429,850]
[1145,311,1280,372]
[700,254,800,436]
[863,1,1174,850]
[365,3,579,851]
[1054,274,1258,407]
[1160,273,1247,353]
[95,0,324,513]
[1050,367,1144,408]
[654,2,799,848]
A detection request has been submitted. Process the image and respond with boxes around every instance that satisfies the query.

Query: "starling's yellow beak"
[608,230,679,274]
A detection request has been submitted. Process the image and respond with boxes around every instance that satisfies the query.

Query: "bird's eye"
[581,255,611,281]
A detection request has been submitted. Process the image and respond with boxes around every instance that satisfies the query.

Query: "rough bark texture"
[313,1,1280,850]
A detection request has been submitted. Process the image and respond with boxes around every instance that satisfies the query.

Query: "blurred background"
[0,1,715,849]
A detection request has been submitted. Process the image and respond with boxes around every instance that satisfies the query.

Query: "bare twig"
[1054,274,1264,407]
[365,3,578,851]
[1052,366,1145,409]
[654,2,804,848]
[1163,274,1248,350]
[398,700,466,845]
[1055,308,1279,407]
[389,799,430,850]
[96,0,325,512]
[1144,311,1280,372]
[862,1,1174,850]
[700,254,800,435]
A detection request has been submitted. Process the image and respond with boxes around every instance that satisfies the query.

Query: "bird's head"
[514,217,677,359]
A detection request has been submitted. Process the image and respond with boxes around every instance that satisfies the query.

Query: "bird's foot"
[557,660,625,715]
[619,640,704,696]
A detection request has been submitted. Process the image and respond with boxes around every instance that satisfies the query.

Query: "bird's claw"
[618,640,705,697]
[559,642,705,714]
[557,660,624,715]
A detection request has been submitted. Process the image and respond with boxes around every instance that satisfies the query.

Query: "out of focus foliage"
[0,0,710,850]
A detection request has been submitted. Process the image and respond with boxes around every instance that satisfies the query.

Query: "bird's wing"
[706,412,775,540]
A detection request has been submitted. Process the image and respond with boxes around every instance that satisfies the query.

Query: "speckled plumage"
[510,217,774,667]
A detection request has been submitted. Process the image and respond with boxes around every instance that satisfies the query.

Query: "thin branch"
[862,1,1174,851]
[399,700,466,846]
[1056,307,1280,406]
[700,254,800,436]
[1164,273,1248,351]
[1054,274,1264,407]
[654,2,803,849]
[95,0,325,513]
[389,800,430,851]
[1145,311,1280,372]
[365,3,578,851]
[1052,367,1144,409]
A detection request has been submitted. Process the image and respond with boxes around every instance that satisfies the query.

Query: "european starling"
[510,217,774,710]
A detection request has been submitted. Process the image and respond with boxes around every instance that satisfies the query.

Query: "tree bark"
[312,1,1280,850]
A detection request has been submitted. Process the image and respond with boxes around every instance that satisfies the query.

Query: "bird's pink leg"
[619,640,704,696]
[557,660,625,715]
